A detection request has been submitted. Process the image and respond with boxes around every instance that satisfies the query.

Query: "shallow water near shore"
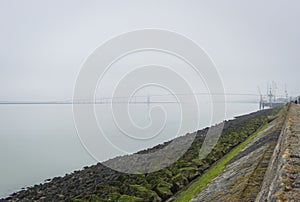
[0,102,259,198]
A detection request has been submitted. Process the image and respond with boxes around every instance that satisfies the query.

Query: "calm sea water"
[0,102,259,198]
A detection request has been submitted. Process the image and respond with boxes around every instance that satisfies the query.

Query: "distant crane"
[272,81,277,102]
[267,82,274,108]
[258,86,264,110]
[259,81,289,109]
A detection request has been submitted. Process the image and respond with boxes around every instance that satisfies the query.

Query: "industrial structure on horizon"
[258,82,291,109]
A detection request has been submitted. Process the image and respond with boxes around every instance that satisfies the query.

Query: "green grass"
[173,123,269,202]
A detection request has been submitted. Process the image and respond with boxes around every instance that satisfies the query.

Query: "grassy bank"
[173,123,269,202]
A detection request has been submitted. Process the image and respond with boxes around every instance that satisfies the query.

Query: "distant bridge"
[0,92,289,108]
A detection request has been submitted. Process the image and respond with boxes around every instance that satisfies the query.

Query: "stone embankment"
[257,103,300,201]
[192,103,300,202]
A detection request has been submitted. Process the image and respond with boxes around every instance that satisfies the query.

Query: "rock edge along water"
[2,108,279,202]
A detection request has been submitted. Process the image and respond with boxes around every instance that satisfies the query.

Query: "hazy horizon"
[1,0,300,100]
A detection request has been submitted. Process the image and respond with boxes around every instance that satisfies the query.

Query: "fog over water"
[0,102,259,197]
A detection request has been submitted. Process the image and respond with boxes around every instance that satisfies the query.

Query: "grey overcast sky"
[0,0,300,100]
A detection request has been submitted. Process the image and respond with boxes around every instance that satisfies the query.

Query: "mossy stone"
[129,184,161,202]
[155,181,173,199]
[119,194,143,202]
